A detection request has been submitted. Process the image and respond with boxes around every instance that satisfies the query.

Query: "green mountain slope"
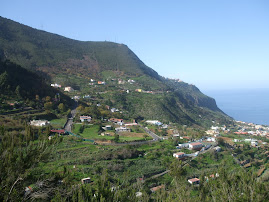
[0,16,229,126]
[0,59,72,106]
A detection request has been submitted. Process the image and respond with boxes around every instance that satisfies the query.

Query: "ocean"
[204,88,269,126]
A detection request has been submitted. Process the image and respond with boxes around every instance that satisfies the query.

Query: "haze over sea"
[205,88,269,126]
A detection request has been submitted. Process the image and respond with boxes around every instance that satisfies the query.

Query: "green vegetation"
[50,118,67,129]
[0,16,230,127]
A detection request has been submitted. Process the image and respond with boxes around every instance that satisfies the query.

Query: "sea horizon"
[204,88,269,126]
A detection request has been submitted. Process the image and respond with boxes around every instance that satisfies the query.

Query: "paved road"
[138,124,162,141]
[96,140,156,146]
[64,102,77,132]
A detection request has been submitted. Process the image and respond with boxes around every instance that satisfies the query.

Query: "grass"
[50,118,67,128]
[72,124,152,142]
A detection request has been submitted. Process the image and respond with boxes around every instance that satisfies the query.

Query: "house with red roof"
[173,152,185,159]
[188,178,200,185]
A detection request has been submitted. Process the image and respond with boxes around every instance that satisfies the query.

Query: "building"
[81,177,91,184]
[206,137,216,142]
[51,83,61,88]
[150,185,165,193]
[189,142,203,150]
[177,143,189,149]
[115,127,131,132]
[30,120,50,127]
[104,125,112,130]
[145,120,162,126]
[64,86,74,92]
[97,81,106,85]
[80,116,92,122]
[188,178,200,185]
[109,118,123,124]
[173,152,185,159]
[214,146,221,152]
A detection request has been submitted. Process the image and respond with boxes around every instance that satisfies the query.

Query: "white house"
[173,152,185,159]
[251,141,258,147]
[64,86,74,92]
[30,120,50,127]
[234,139,241,143]
[145,120,162,126]
[115,127,131,132]
[189,142,203,150]
[80,116,92,122]
[206,137,216,142]
[214,146,221,152]
[81,177,91,184]
[177,143,189,149]
[51,83,61,88]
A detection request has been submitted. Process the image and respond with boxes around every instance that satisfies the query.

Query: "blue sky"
[1,0,269,91]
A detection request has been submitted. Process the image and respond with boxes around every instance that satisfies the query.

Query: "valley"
[0,16,269,201]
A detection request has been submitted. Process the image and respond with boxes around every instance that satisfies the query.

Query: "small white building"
[51,83,61,88]
[104,125,112,130]
[64,86,74,92]
[81,177,91,184]
[145,120,162,126]
[80,116,92,122]
[214,146,221,152]
[115,127,131,132]
[173,152,185,159]
[251,141,258,147]
[30,120,50,127]
[177,143,189,149]
[206,137,216,142]
[234,139,241,143]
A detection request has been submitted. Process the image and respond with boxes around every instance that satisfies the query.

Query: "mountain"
[0,16,229,126]
[0,59,72,107]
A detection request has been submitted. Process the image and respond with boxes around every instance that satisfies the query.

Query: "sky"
[1,0,269,91]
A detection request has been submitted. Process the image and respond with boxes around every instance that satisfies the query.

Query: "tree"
[114,134,119,142]
[15,85,21,98]
[58,103,65,113]
[44,102,53,112]
[0,71,8,90]
[45,96,51,102]
[169,159,186,179]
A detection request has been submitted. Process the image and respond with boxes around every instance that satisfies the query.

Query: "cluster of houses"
[233,138,268,147]
[108,118,138,133]
[118,79,135,84]
[88,79,106,86]
[177,142,203,150]
[135,89,163,94]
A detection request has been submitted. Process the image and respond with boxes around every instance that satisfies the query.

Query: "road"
[138,124,162,141]
[64,102,77,132]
